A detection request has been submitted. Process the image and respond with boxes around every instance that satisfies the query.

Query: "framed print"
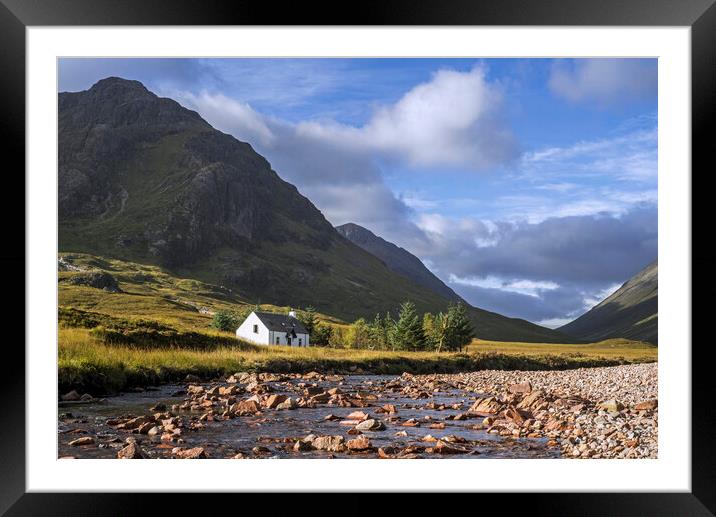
[2,0,713,514]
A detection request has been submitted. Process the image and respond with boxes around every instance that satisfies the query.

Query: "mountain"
[559,261,658,345]
[58,77,568,342]
[335,223,462,302]
[334,223,575,343]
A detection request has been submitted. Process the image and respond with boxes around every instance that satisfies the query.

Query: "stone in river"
[312,435,346,452]
[294,440,313,452]
[346,435,373,451]
[80,393,94,401]
[117,442,146,459]
[68,436,94,446]
[346,411,369,421]
[173,447,208,459]
[264,394,288,409]
[355,419,385,431]
[61,390,81,402]
[469,397,502,414]
[276,397,297,410]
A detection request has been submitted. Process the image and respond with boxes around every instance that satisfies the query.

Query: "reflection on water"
[58,375,560,459]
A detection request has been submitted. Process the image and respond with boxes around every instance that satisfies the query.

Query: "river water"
[58,374,560,459]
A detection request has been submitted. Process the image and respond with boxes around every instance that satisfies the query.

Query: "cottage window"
[275,336,280,344]
[299,338,302,346]
[253,324,258,334]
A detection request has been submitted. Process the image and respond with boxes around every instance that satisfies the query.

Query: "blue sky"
[59,58,658,327]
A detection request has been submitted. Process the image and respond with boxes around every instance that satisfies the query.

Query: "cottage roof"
[253,311,309,334]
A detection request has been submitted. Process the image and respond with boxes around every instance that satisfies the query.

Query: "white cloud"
[549,59,657,105]
[537,317,575,329]
[449,274,560,298]
[581,282,622,311]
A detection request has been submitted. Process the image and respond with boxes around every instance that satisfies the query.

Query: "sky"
[58,58,658,328]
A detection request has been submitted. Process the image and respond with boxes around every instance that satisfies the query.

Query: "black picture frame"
[2,0,711,514]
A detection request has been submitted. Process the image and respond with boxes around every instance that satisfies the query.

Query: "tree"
[368,313,390,350]
[210,309,240,332]
[311,324,332,347]
[446,302,474,351]
[392,301,426,351]
[346,318,371,348]
[423,312,437,349]
[299,306,319,335]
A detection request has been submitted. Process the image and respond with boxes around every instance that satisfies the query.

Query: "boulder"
[312,435,346,452]
[264,394,288,409]
[597,399,624,412]
[276,397,297,410]
[508,382,532,394]
[355,419,385,432]
[61,390,81,402]
[469,397,502,414]
[634,399,658,411]
[117,442,146,459]
[346,435,373,451]
[172,447,208,459]
[68,436,94,446]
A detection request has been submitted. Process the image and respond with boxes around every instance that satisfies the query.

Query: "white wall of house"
[236,312,269,345]
[269,331,310,347]
[236,311,311,347]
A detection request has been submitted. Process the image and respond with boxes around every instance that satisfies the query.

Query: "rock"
[346,435,373,451]
[68,436,94,446]
[422,434,438,442]
[377,404,397,414]
[173,447,208,459]
[634,399,657,411]
[517,390,544,410]
[80,393,94,401]
[66,271,122,292]
[432,440,470,455]
[504,406,530,426]
[394,430,408,437]
[61,390,81,402]
[150,403,167,411]
[264,394,288,409]
[597,399,624,412]
[469,397,502,414]
[219,385,239,396]
[378,446,397,458]
[117,442,146,459]
[355,419,385,431]
[346,411,369,421]
[276,397,297,410]
[401,418,420,427]
[429,422,446,429]
[147,426,162,436]
[136,422,155,434]
[185,374,201,383]
[231,399,261,414]
[294,440,313,452]
[508,382,532,394]
[312,435,346,452]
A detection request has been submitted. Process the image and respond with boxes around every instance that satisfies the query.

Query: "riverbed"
[58,373,560,459]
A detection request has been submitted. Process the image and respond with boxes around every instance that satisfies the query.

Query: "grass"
[467,338,658,363]
[59,327,656,395]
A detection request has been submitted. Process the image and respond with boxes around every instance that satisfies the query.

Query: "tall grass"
[59,328,656,395]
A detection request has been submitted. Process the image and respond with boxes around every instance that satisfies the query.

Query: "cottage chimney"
[288,310,297,318]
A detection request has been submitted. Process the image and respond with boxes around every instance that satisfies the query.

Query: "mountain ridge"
[58,76,570,343]
[559,260,657,345]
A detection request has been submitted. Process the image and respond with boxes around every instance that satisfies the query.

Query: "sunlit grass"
[59,328,657,395]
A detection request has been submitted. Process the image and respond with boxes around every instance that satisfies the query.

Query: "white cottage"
[236,310,310,347]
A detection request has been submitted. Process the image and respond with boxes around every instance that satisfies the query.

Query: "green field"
[467,338,657,362]
[59,327,656,395]
[57,253,657,396]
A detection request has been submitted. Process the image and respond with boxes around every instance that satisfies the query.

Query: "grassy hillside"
[559,261,657,345]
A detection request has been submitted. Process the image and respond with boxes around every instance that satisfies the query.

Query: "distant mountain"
[559,261,657,345]
[58,77,569,343]
[336,223,462,302]
[336,222,572,344]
